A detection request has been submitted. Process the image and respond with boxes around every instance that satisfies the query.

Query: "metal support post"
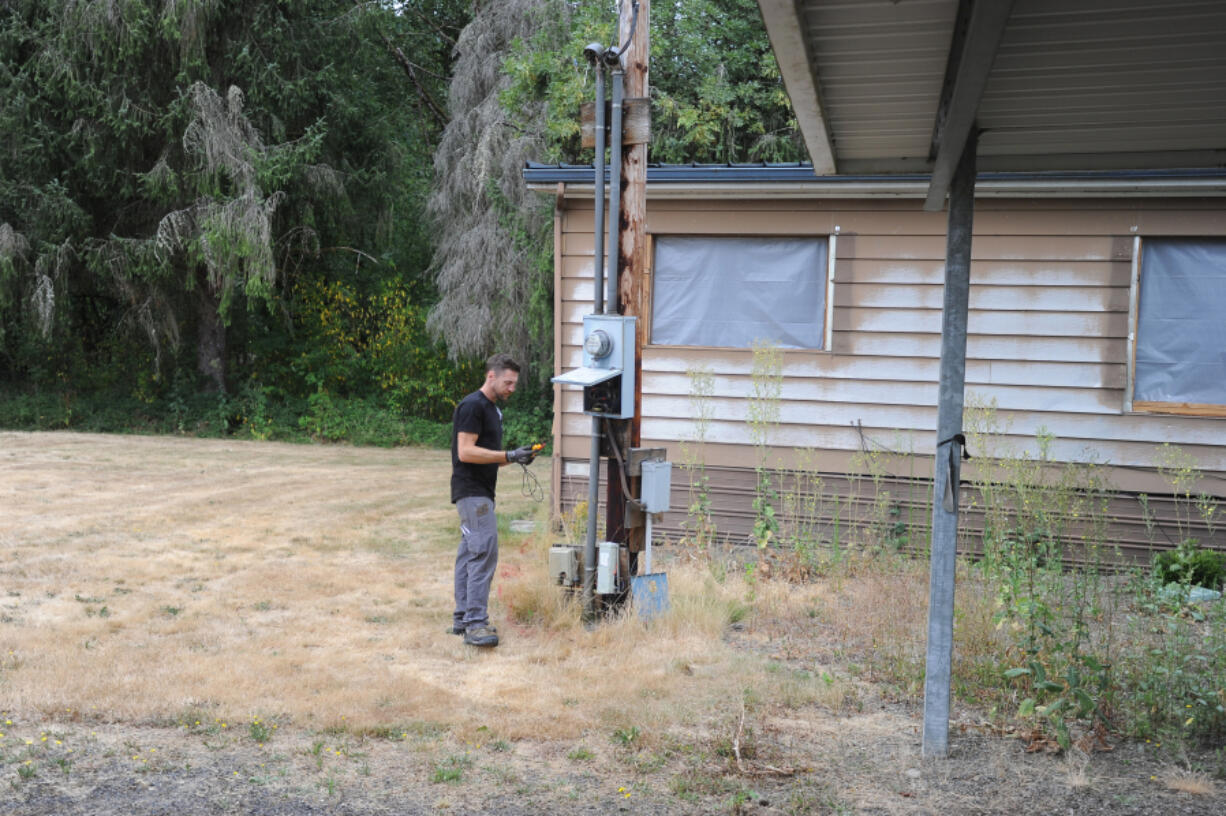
[922,130,977,758]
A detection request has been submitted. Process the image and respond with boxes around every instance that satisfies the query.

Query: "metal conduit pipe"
[605,60,624,315]
[585,58,626,619]
[582,51,607,618]
[590,54,606,315]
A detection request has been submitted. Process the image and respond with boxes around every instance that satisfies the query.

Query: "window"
[1130,238,1226,414]
[650,235,832,349]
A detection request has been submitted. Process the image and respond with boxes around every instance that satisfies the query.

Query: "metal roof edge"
[523,162,1226,198]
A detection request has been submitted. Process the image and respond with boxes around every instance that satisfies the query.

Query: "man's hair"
[485,353,520,375]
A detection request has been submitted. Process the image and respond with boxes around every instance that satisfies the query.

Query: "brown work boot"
[463,624,499,647]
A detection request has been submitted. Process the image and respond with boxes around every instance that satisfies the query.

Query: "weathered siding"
[557,465,1225,567]
[551,194,1226,557]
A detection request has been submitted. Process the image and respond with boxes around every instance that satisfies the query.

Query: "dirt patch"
[4,713,1222,815]
[1,431,1222,814]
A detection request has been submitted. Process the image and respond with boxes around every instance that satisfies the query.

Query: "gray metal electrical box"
[550,314,637,419]
[640,460,672,514]
[596,541,621,594]
[548,545,580,587]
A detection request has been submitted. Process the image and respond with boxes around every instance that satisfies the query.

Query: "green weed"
[611,726,640,747]
[248,718,273,744]
[680,365,716,550]
[748,341,782,547]
[431,754,471,783]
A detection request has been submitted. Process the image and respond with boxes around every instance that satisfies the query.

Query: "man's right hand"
[506,446,537,465]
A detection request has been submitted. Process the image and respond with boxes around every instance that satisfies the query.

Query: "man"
[450,353,537,647]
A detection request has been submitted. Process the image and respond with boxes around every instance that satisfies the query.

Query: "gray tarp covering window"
[651,236,827,349]
[1134,238,1226,405]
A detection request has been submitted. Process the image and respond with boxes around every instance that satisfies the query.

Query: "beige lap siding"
[552,195,1226,559]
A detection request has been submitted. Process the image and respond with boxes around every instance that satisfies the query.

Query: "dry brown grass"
[1162,768,1218,796]
[5,433,1220,814]
[0,431,837,747]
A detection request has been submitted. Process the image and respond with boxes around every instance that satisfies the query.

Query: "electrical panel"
[639,460,672,514]
[551,314,636,419]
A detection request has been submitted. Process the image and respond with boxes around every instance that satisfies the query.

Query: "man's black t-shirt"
[450,389,503,503]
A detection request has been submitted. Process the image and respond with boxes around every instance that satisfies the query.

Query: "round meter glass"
[583,329,613,360]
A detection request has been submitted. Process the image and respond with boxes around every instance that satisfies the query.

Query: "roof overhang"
[524,163,1226,200]
[758,0,1226,210]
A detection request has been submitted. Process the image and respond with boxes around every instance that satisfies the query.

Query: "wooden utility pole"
[607,0,650,559]
[618,0,650,327]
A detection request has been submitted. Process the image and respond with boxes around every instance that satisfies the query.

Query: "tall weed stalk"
[747,342,782,548]
[964,396,1120,749]
[680,365,716,551]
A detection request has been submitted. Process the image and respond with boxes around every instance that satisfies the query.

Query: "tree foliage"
[426,0,564,372]
[503,0,805,165]
[428,0,803,369]
[1,0,800,442]
[0,0,472,407]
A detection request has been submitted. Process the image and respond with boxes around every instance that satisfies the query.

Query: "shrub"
[1154,540,1226,590]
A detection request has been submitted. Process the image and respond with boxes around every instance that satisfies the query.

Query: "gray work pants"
[453,496,498,629]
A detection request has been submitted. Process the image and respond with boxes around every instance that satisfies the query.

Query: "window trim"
[1124,234,1141,414]
[1125,235,1226,418]
[825,229,838,352]
[645,232,837,352]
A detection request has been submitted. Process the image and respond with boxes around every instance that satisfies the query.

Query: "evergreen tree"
[428,0,802,368]
[0,0,466,395]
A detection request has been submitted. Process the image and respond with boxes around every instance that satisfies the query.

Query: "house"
[542,0,1226,757]
[525,162,1226,558]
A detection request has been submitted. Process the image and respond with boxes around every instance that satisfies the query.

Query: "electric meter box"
[639,460,672,514]
[551,314,636,419]
[581,314,634,370]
